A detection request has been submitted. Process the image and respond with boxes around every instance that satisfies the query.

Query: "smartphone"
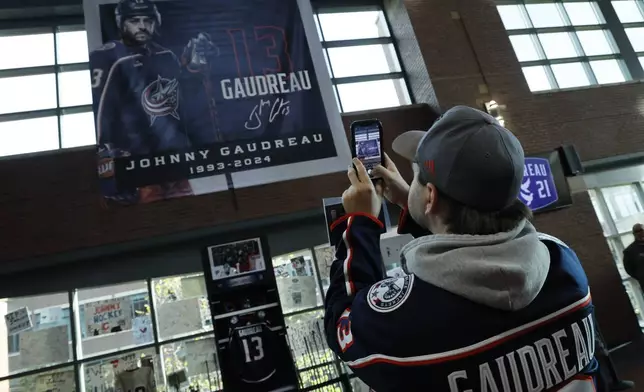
[350,119,384,178]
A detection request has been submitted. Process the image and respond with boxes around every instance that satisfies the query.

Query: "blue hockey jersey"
[324,210,599,392]
[90,40,218,155]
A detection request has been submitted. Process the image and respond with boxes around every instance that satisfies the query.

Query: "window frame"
[0,21,93,158]
[496,0,644,92]
[313,4,414,112]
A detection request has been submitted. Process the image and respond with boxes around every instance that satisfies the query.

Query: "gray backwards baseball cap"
[392,105,524,212]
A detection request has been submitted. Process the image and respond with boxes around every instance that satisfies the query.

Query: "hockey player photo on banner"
[83,0,350,205]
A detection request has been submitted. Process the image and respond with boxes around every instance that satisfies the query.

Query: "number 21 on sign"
[536,180,552,198]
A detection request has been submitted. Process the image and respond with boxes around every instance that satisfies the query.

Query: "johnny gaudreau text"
[124,134,324,171]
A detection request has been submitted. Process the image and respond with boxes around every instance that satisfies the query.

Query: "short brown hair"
[435,187,533,235]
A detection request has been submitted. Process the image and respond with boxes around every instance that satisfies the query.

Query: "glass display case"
[0,239,387,392]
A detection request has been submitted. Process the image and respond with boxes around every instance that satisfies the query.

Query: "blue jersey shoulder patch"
[367,274,414,313]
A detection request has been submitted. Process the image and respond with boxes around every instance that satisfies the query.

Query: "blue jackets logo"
[367,275,414,313]
[519,157,559,211]
[141,75,180,125]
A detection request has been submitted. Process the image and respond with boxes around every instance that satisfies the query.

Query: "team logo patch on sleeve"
[368,274,414,313]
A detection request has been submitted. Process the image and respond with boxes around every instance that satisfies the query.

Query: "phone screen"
[353,123,382,172]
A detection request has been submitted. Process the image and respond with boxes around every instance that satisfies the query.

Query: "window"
[314,8,412,112]
[612,0,644,77]
[0,264,363,390]
[612,0,644,23]
[623,280,644,327]
[152,274,212,342]
[272,249,324,314]
[602,184,644,233]
[589,182,644,331]
[1,292,72,378]
[285,309,339,388]
[497,2,635,92]
[78,281,151,356]
[589,189,612,235]
[0,27,94,158]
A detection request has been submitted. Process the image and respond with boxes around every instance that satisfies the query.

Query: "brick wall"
[0,104,437,265]
[404,0,644,159]
[397,0,642,346]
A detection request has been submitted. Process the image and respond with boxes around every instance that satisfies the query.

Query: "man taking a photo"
[324,106,599,391]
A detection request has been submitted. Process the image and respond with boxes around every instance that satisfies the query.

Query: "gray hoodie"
[400,219,551,311]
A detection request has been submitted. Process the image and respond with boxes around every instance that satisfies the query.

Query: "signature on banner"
[245,98,291,130]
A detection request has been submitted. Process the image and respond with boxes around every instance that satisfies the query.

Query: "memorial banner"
[83,0,349,205]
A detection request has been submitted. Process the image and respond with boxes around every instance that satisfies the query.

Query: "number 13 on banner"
[227,27,294,76]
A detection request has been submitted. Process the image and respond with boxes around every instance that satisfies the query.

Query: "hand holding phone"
[350,119,384,179]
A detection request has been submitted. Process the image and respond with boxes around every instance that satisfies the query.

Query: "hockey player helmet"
[115,0,162,29]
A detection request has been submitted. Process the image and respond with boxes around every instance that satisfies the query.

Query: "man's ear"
[425,183,439,215]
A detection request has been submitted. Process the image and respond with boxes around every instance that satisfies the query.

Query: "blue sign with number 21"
[519,157,559,211]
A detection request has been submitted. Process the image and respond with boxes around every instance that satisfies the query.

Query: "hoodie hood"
[400,219,550,311]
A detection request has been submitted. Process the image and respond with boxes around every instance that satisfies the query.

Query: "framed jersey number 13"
[241,336,265,363]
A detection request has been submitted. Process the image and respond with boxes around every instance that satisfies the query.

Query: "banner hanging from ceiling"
[83,0,349,205]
